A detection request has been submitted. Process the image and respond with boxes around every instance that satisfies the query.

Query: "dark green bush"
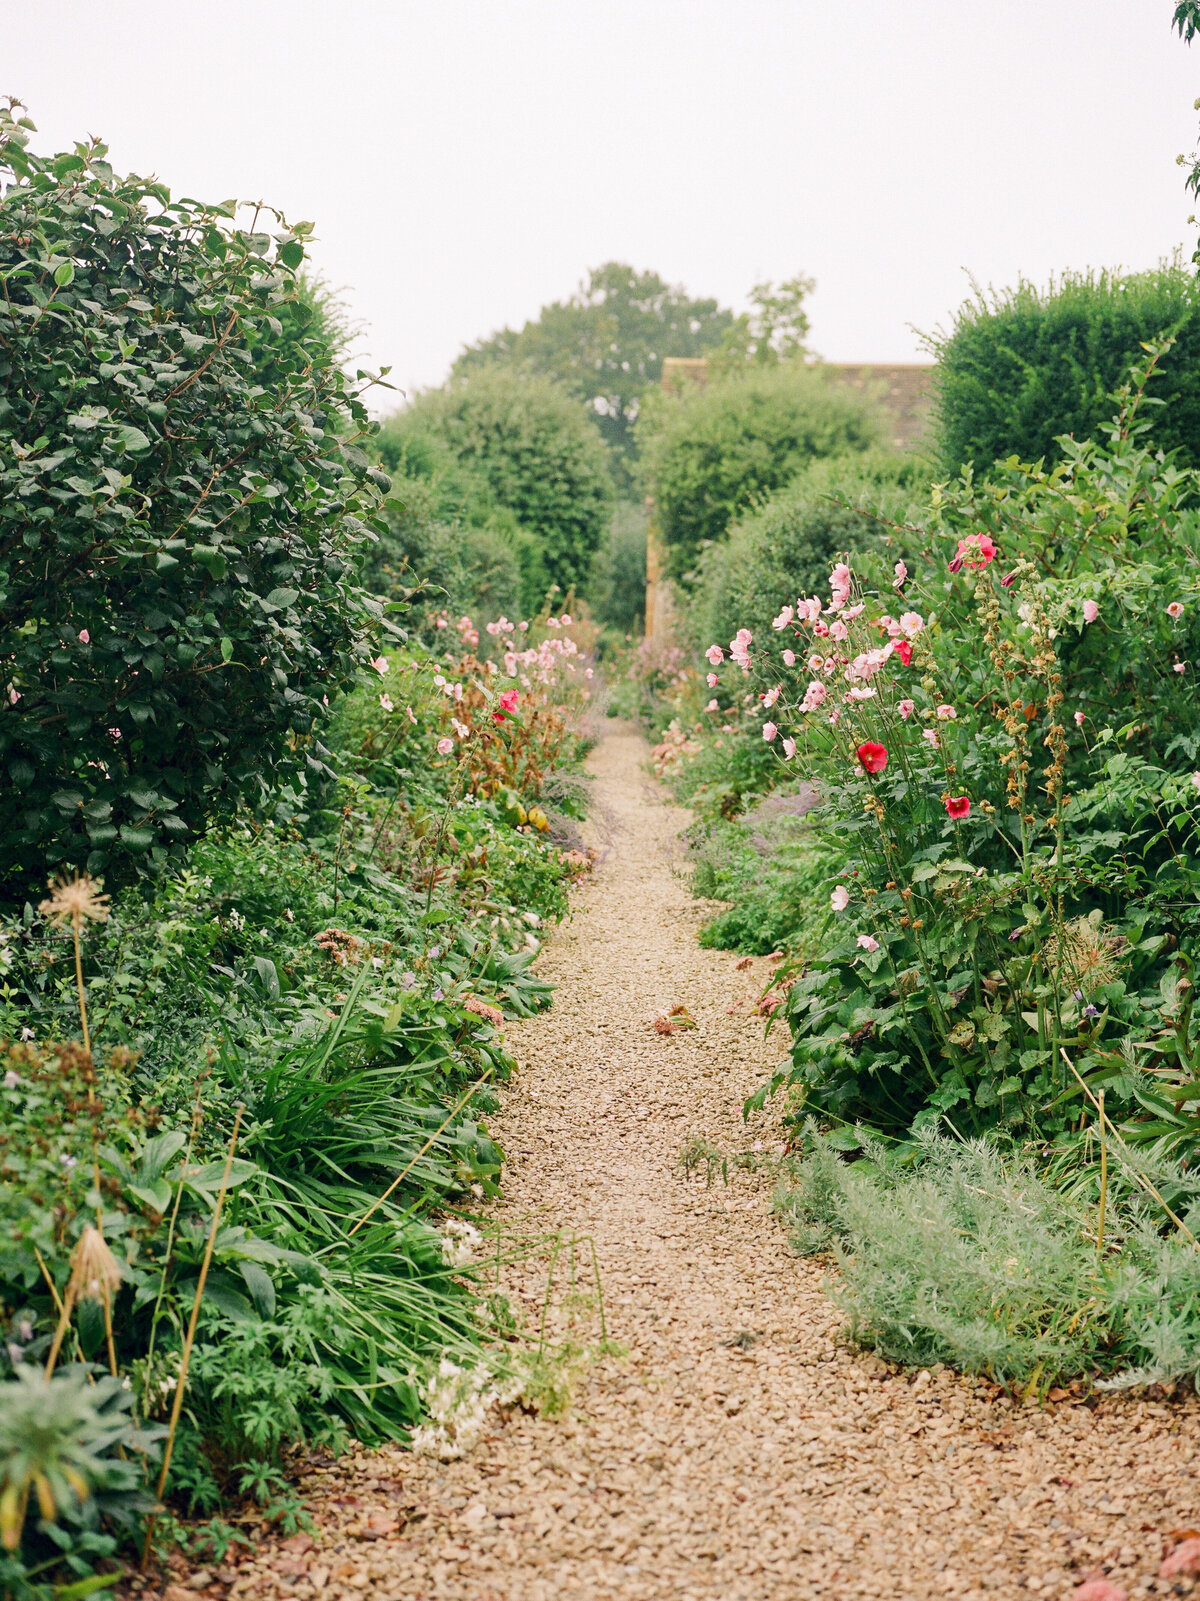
[690,452,924,653]
[0,102,387,902]
[931,264,1200,476]
[377,369,613,610]
[639,361,883,578]
[589,502,648,634]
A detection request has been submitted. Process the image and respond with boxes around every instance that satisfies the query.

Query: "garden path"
[223,724,1200,1601]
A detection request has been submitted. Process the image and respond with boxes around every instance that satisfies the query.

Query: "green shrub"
[378,369,613,609]
[0,102,387,902]
[639,361,883,578]
[777,1132,1200,1393]
[589,502,648,634]
[931,263,1200,476]
[690,452,924,653]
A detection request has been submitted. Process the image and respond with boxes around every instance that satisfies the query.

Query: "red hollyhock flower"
[492,688,520,724]
[856,742,888,775]
[945,795,971,819]
[894,639,913,666]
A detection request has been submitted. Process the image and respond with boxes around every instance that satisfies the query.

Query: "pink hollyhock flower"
[1176,662,1187,673]
[856,934,879,953]
[856,741,888,774]
[922,728,940,748]
[1082,599,1099,623]
[706,699,719,712]
[782,737,796,759]
[894,640,913,666]
[1074,710,1085,726]
[705,644,724,666]
[782,649,796,667]
[935,704,956,721]
[898,698,915,719]
[762,721,778,741]
[945,795,970,819]
[1000,570,1017,588]
[830,885,850,911]
[948,532,997,573]
[1168,601,1185,619]
[707,671,719,687]
[518,620,529,631]
[1072,1581,1128,1601]
[78,628,90,644]
[370,656,388,675]
[547,616,560,629]
[899,611,924,636]
[892,561,908,589]
[762,685,781,708]
[560,614,572,626]
[436,737,454,755]
[379,694,394,712]
[772,605,795,630]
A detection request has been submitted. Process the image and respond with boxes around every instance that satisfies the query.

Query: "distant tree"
[710,274,815,372]
[452,263,734,485]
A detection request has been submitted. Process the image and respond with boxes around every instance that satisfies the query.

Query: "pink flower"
[379,694,394,712]
[370,656,388,675]
[560,614,572,626]
[897,698,915,719]
[945,794,970,819]
[406,706,417,724]
[1168,601,1185,619]
[922,728,940,748]
[499,688,519,712]
[1082,599,1099,624]
[892,561,908,589]
[830,885,850,912]
[948,532,997,573]
[782,737,796,759]
[895,640,913,666]
[518,620,529,632]
[801,680,827,712]
[452,718,469,737]
[808,653,825,672]
[782,649,796,667]
[707,671,719,687]
[798,596,824,624]
[842,603,865,621]
[935,704,956,721]
[729,629,753,670]
[436,616,448,628]
[1161,1538,1200,1580]
[7,687,19,705]
[772,605,795,630]
[705,644,725,666]
[847,687,877,701]
[436,737,454,755]
[78,628,90,644]
[812,618,830,638]
[1074,710,1085,726]
[762,721,778,742]
[1176,662,1187,673]
[829,620,849,642]
[899,611,924,637]
[762,685,781,708]
[856,934,880,953]
[1192,772,1200,792]
[1072,1582,1128,1601]
[705,699,719,712]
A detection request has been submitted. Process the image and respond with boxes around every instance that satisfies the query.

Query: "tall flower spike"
[38,874,110,928]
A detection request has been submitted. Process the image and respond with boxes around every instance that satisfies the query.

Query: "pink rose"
[1082,599,1099,623]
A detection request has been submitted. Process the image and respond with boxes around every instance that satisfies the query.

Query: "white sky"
[7,2,1200,408]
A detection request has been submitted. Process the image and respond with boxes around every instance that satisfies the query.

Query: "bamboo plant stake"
[1096,1089,1108,1255]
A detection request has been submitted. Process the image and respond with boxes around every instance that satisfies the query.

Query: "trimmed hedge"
[931,265,1200,475]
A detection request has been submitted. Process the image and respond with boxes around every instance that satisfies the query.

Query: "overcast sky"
[7,2,1199,408]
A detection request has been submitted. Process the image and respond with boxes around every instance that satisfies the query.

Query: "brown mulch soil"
[140,723,1200,1601]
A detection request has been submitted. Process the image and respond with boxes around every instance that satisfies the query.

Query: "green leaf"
[118,824,155,850]
[53,261,75,286]
[278,239,304,270]
[220,636,234,662]
[127,1179,172,1214]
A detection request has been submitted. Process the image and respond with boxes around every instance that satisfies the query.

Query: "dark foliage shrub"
[377,369,613,608]
[589,502,648,634]
[690,452,924,653]
[0,103,387,902]
[639,361,883,578]
[931,264,1200,476]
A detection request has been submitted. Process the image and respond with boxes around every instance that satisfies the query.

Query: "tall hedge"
[932,265,1200,476]
[638,362,883,579]
[377,369,613,608]
[0,103,387,899]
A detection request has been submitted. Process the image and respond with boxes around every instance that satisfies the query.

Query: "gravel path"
[212,725,1200,1601]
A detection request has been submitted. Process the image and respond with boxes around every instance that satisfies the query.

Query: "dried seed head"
[69,1224,122,1305]
[39,874,110,928]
